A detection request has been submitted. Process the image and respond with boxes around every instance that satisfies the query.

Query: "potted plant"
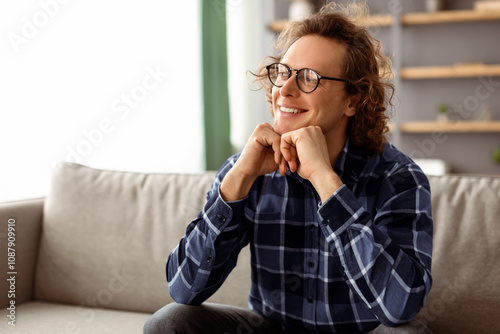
[437,103,448,122]
[492,148,500,164]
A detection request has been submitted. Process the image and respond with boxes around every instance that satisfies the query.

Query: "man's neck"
[327,131,348,169]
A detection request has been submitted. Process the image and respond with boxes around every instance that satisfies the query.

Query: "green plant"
[438,103,448,115]
[492,148,500,164]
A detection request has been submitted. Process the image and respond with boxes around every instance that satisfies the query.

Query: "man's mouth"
[279,106,306,114]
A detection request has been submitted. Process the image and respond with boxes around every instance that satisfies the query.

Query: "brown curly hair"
[253,3,394,155]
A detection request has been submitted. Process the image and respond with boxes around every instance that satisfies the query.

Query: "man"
[145,5,433,334]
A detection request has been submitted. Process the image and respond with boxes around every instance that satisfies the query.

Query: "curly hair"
[253,3,394,155]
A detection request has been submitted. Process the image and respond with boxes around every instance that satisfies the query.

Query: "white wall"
[0,0,203,202]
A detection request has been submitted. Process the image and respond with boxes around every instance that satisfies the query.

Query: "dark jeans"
[143,302,432,334]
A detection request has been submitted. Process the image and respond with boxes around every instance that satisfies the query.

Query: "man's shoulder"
[377,142,430,188]
[379,142,415,167]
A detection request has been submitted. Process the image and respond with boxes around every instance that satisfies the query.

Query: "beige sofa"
[1,162,499,333]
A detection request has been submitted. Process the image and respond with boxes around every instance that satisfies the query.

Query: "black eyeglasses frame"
[266,62,348,93]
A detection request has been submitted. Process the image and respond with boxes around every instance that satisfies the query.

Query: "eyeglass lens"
[268,63,319,93]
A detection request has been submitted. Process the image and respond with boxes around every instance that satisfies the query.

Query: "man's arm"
[318,165,433,326]
[166,156,249,305]
[280,126,432,325]
[167,123,284,304]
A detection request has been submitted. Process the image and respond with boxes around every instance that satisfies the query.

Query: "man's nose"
[279,73,300,96]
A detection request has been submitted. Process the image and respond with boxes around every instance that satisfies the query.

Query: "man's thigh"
[369,319,432,334]
[143,302,284,334]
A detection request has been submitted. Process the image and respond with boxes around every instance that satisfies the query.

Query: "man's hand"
[280,126,330,179]
[280,126,343,202]
[236,123,283,178]
[220,123,283,201]
[220,123,343,203]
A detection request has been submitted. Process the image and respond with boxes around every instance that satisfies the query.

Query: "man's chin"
[272,123,303,136]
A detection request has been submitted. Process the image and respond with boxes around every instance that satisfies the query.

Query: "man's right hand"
[220,123,283,201]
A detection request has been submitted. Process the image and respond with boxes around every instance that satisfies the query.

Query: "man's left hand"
[280,126,343,202]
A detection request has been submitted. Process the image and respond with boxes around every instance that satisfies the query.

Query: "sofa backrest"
[417,175,500,334]
[36,163,500,333]
[35,162,251,313]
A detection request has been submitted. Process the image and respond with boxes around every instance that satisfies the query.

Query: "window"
[0,0,203,202]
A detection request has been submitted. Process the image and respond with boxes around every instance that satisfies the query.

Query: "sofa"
[1,162,499,333]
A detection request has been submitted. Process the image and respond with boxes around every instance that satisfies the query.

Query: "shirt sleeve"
[317,163,433,326]
[166,155,249,305]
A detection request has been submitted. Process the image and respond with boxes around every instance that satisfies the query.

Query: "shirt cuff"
[203,186,247,236]
[318,184,365,237]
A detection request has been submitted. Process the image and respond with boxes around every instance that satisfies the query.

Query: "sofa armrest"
[0,198,44,308]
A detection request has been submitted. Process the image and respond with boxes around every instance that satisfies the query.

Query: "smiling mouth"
[279,106,307,114]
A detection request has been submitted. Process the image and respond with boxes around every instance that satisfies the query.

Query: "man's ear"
[345,94,359,117]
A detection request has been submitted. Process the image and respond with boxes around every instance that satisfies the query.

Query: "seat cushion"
[0,301,151,333]
[417,175,500,334]
[34,162,251,313]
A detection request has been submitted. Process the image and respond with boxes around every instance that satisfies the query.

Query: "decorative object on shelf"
[437,103,449,122]
[426,0,445,12]
[475,102,494,121]
[492,148,500,164]
[413,159,450,175]
[288,0,313,21]
[474,0,500,11]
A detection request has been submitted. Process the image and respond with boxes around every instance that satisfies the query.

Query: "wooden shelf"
[402,9,500,25]
[400,64,500,79]
[268,13,393,32]
[357,13,393,27]
[268,9,500,32]
[400,121,500,133]
[268,20,288,32]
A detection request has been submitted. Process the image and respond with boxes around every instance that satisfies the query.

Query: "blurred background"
[1,0,500,202]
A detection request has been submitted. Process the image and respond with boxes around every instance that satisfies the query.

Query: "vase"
[289,0,313,21]
[426,0,444,12]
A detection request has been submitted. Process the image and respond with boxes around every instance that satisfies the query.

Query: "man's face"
[271,35,356,141]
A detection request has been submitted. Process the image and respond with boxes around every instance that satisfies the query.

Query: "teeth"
[280,106,302,114]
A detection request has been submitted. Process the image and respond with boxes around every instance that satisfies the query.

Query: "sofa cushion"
[417,175,500,334]
[0,301,151,333]
[35,162,251,313]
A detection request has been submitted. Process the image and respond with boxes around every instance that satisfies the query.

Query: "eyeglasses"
[266,63,347,93]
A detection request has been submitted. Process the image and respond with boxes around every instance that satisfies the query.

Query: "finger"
[272,139,282,166]
[280,133,300,172]
[253,123,282,157]
[288,145,298,172]
[279,157,288,175]
[280,133,294,162]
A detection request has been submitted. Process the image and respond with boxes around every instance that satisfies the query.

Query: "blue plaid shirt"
[167,139,433,333]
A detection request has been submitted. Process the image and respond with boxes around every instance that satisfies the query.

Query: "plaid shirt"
[167,139,433,333]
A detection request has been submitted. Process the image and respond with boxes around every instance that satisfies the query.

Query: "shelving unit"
[400,121,500,133]
[268,1,500,174]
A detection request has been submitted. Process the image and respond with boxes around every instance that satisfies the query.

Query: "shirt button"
[307,296,313,304]
[323,219,330,226]
[308,261,315,268]
[217,214,226,222]
[309,225,316,231]
[207,256,212,262]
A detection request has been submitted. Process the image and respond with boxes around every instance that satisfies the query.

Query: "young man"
[145,6,433,334]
